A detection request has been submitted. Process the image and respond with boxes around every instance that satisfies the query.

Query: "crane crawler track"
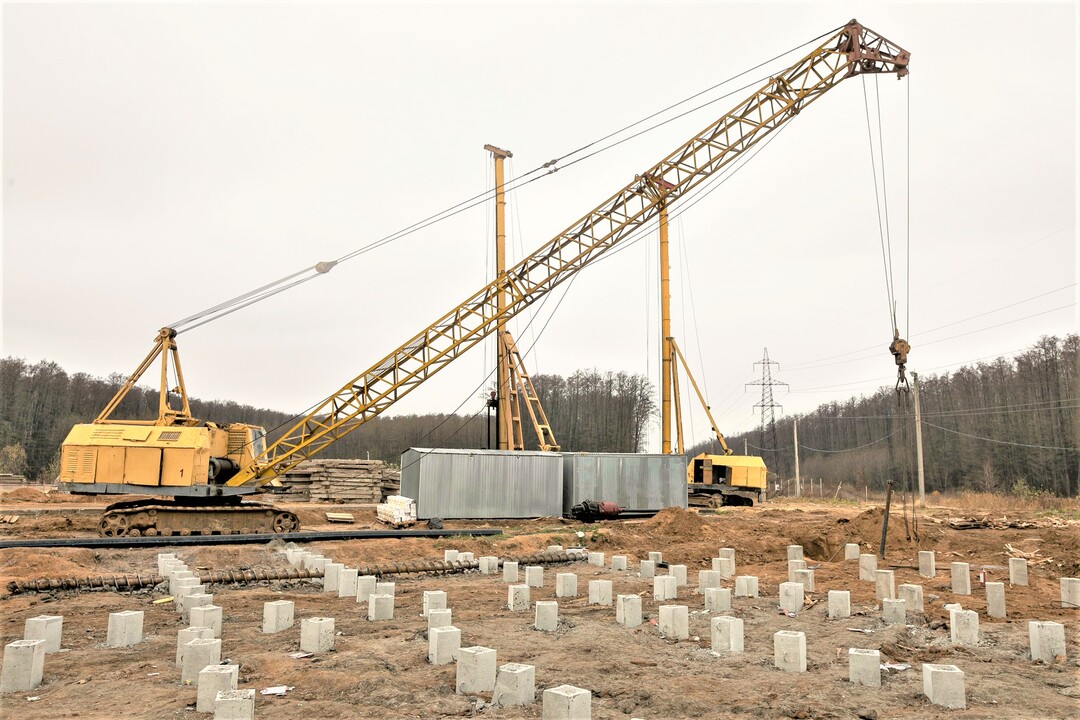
[98,498,299,537]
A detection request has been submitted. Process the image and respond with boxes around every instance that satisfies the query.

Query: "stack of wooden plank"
[281,459,400,503]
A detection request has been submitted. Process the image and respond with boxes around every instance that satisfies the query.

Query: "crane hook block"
[889,329,912,393]
[315,260,337,274]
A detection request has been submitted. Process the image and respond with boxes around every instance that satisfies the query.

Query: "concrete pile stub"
[24,615,62,653]
[106,610,144,648]
[1008,557,1028,586]
[1029,621,1066,663]
[479,556,499,574]
[588,552,605,566]
[190,606,222,639]
[181,638,221,685]
[556,573,579,598]
[337,568,359,598]
[639,560,656,579]
[669,564,688,586]
[262,600,294,634]
[456,646,497,695]
[713,557,735,579]
[534,601,559,632]
[875,569,896,600]
[1060,578,1080,608]
[428,626,461,665]
[654,575,677,601]
[698,570,721,591]
[503,561,520,583]
[859,554,877,581]
[734,576,759,598]
[459,552,475,563]
[950,562,971,595]
[546,545,564,553]
[986,581,1006,619]
[175,577,204,600]
[422,590,447,617]
[919,550,936,578]
[368,594,394,621]
[611,555,628,571]
[176,627,214,666]
[170,570,196,596]
[828,590,851,619]
[376,581,396,597]
[157,552,178,573]
[883,598,906,624]
[922,663,966,709]
[658,605,689,640]
[779,582,804,615]
[323,562,343,593]
[844,543,860,560]
[773,630,807,672]
[588,580,613,606]
[793,569,815,592]
[648,551,663,563]
[0,639,45,693]
[493,663,535,707]
[950,609,979,646]
[705,587,732,612]
[787,545,804,561]
[444,549,459,562]
[300,617,335,653]
[543,684,591,720]
[718,547,735,562]
[213,689,255,720]
[428,608,453,630]
[849,648,881,687]
[711,616,743,652]
[197,664,238,713]
[898,584,924,613]
[616,595,642,628]
[508,584,531,612]
[787,559,807,583]
[525,566,544,588]
[356,575,377,604]
[182,593,214,623]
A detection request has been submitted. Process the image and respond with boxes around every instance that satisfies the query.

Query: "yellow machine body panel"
[59,423,267,489]
[60,424,212,487]
[688,453,767,491]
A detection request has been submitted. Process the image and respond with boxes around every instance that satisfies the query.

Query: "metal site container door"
[400,448,563,519]
[562,453,687,515]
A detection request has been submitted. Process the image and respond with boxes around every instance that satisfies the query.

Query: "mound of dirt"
[1,488,60,503]
[642,507,709,538]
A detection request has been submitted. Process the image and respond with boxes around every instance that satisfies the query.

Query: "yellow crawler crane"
[59,20,908,535]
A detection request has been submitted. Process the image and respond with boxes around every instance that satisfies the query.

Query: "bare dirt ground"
[0,491,1077,719]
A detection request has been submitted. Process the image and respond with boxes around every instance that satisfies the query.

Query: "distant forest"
[1,335,1076,496]
[690,334,1078,497]
[0,359,656,480]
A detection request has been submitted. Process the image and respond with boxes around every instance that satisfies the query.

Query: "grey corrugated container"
[399,448,563,519]
[561,453,687,515]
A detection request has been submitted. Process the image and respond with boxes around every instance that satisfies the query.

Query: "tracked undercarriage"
[98,497,300,537]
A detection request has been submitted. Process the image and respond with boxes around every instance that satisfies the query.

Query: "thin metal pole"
[793,417,801,497]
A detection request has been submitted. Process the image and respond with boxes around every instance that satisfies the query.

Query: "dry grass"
[768,489,1080,516]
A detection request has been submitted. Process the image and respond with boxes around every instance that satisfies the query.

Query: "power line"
[921,421,1079,452]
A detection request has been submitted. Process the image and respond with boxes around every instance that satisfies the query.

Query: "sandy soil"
[0,498,1077,719]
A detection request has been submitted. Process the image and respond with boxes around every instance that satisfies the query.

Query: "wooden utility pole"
[793,417,801,497]
[485,144,513,450]
[911,371,926,506]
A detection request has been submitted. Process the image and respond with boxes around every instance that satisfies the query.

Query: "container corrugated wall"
[561,453,687,515]
[399,448,563,519]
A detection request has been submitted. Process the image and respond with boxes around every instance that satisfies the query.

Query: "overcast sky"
[2,2,1076,452]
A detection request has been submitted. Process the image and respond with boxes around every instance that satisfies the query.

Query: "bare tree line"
[0,359,656,479]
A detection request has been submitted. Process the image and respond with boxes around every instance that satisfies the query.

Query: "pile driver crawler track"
[97,497,300,537]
